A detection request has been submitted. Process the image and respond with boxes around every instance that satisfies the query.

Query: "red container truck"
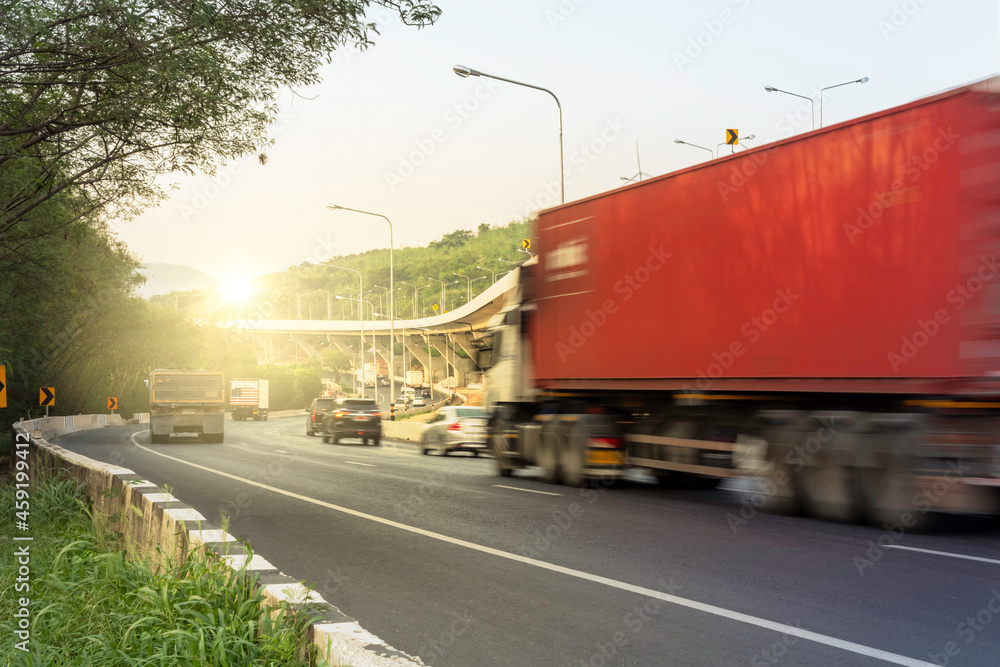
[486,77,1000,525]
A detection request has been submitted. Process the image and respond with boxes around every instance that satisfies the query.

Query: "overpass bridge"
[223,271,518,387]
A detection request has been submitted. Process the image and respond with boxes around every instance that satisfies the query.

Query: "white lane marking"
[884,545,1000,566]
[275,449,290,454]
[345,461,375,468]
[493,484,563,496]
[128,431,935,667]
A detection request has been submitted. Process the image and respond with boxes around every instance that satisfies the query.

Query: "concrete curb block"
[381,421,426,443]
[11,416,427,667]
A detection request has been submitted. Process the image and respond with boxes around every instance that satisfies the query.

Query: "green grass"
[0,471,326,666]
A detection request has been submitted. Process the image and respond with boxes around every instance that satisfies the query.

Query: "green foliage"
[0,474,322,665]
[0,0,441,231]
[159,219,535,321]
[0,0,441,422]
[321,348,353,373]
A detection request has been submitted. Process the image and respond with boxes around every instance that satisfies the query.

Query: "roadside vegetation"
[0,472,326,666]
[0,1,441,422]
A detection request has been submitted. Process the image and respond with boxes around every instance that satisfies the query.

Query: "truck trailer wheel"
[857,418,933,531]
[559,429,587,487]
[796,414,863,523]
[490,433,514,476]
[536,427,562,485]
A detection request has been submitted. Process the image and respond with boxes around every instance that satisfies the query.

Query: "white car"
[421,406,489,456]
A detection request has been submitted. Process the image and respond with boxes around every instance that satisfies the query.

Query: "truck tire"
[536,426,562,485]
[857,417,933,531]
[150,432,166,444]
[559,428,587,487]
[491,433,513,476]
[744,411,806,515]
[797,413,863,523]
[373,437,381,447]
[322,434,330,444]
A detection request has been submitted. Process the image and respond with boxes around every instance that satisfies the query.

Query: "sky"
[115,0,1000,289]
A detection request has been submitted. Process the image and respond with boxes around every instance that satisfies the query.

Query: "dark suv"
[323,398,383,445]
[306,398,336,436]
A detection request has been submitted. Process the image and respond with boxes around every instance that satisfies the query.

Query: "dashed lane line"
[493,484,563,496]
[129,431,937,667]
[884,545,1000,566]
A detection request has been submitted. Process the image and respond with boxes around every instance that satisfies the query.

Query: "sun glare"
[220,277,254,303]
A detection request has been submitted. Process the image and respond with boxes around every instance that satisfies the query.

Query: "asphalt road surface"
[57,417,1000,666]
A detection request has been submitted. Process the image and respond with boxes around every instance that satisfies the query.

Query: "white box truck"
[230,378,269,421]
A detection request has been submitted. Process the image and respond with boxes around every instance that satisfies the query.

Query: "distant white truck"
[230,378,269,421]
[405,370,424,387]
[149,369,225,443]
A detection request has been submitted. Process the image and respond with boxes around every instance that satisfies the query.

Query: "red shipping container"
[533,79,1000,396]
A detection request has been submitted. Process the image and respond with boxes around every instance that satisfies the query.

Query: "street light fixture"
[820,77,869,128]
[764,85,815,130]
[477,266,496,284]
[413,284,432,317]
[674,138,714,160]
[453,272,472,303]
[327,204,395,407]
[325,265,363,390]
[425,277,445,315]
[453,64,564,204]
[337,295,377,395]
[716,134,756,157]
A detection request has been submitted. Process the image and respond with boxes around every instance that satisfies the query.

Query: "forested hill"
[157,219,534,321]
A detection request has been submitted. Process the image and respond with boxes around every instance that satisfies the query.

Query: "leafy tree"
[321,348,352,374]
[0,0,441,236]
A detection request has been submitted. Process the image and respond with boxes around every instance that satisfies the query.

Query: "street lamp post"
[425,277,445,314]
[327,204,395,405]
[454,272,472,303]
[413,284,432,317]
[399,281,420,319]
[326,265,363,391]
[372,285,390,315]
[453,64,564,204]
[716,134,756,157]
[477,266,496,284]
[443,280,461,311]
[820,77,869,127]
[674,138,714,160]
[764,85,816,130]
[337,295,377,396]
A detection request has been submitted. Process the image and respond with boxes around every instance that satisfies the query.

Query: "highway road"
[59,417,1000,666]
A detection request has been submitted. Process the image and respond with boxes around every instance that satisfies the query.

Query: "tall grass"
[0,472,326,666]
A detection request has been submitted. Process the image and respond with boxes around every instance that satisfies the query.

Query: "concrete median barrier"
[10,415,427,667]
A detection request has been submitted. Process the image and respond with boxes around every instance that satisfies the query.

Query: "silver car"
[421,406,489,456]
